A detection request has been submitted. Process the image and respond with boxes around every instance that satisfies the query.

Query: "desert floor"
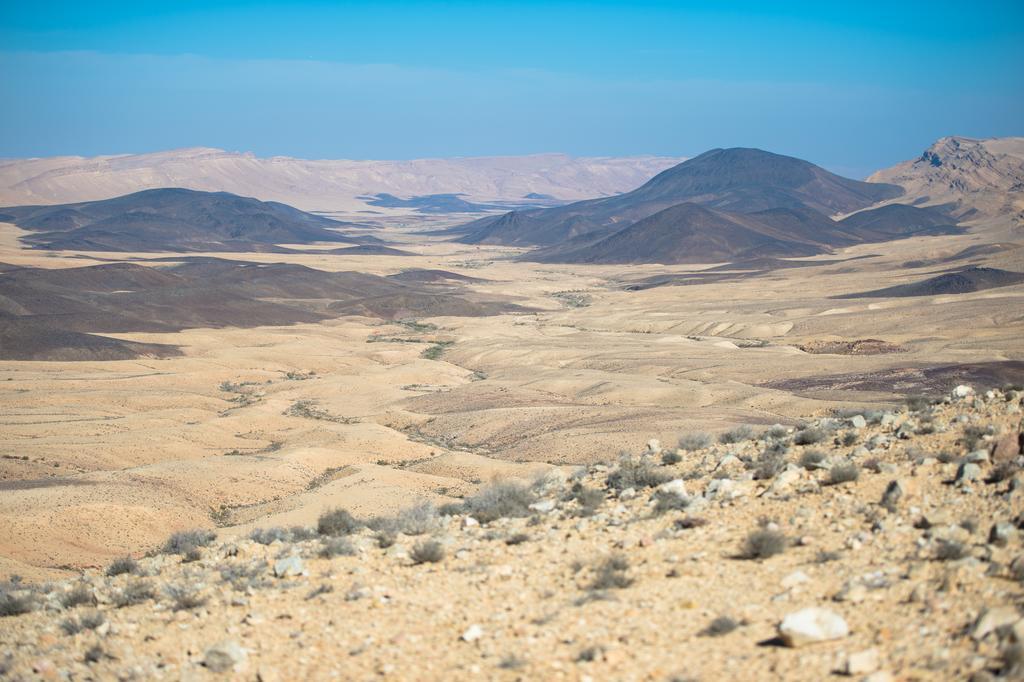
[1,214,1022,580]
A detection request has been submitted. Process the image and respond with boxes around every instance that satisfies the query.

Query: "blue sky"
[1,1,1021,177]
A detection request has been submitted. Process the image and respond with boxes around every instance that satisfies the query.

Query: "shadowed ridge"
[0,188,376,253]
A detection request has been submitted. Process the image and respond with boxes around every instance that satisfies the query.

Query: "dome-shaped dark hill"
[528,202,820,264]
[0,188,375,253]
[835,266,1024,298]
[633,148,902,213]
[454,147,903,249]
[837,203,960,240]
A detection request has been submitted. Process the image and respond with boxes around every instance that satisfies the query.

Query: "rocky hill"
[450,148,904,249]
[0,188,376,253]
[2,385,1022,680]
[868,136,1024,219]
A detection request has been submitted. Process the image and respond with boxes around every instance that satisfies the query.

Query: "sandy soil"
[0,212,1022,580]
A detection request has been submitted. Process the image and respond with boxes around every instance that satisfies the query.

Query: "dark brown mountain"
[836,203,959,241]
[450,148,904,247]
[528,203,821,264]
[835,266,1024,298]
[0,188,376,252]
[526,200,955,265]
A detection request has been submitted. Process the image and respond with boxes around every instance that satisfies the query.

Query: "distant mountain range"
[0,148,683,214]
[0,188,376,252]
[443,147,969,264]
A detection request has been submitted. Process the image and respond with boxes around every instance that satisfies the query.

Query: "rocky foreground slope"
[2,386,1023,681]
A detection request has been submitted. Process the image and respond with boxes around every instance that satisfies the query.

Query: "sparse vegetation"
[113,580,156,608]
[742,528,787,559]
[320,537,356,558]
[718,425,753,444]
[162,528,216,555]
[589,555,633,590]
[105,556,140,577]
[799,450,826,469]
[652,489,691,514]
[751,447,787,480]
[250,527,292,545]
[569,483,604,516]
[661,449,683,465]
[826,461,860,485]
[793,426,826,445]
[421,342,453,360]
[60,584,95,609]
[410,539,445,564]
[905,395,933,412]
[165,583,209,611]
[961,424,991,450]
[0,591,35,618]
[219,561,271,592]
[678,432,713,451]
[391,500,440,535]
[462,480,535,523]
[284,400,359,424]
[607,456,672,491]
[317,508,362,536]
[700,615,740,637]
[61,611,105,636]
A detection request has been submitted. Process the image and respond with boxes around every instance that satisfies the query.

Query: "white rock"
[844,648,880,675]
[461,516,479,528]
[528,499,557,513]
[657,479,688,499]
[971,606,1020,640]
[618,487,637,500]
[850,415,867,429]
[705,478,753,501]
[461,624,484,642]
[273,555,304,578]
[952,385,975,399]
[769,468,803,494]
[204,640,247,673]
[646,439,662,454]
[778,607,849,647]
[781,570,810,589]
[834,581,868,603]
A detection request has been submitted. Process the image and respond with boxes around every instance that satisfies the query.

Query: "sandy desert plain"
[0,146,1021,580]
[0,139,1023,680]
